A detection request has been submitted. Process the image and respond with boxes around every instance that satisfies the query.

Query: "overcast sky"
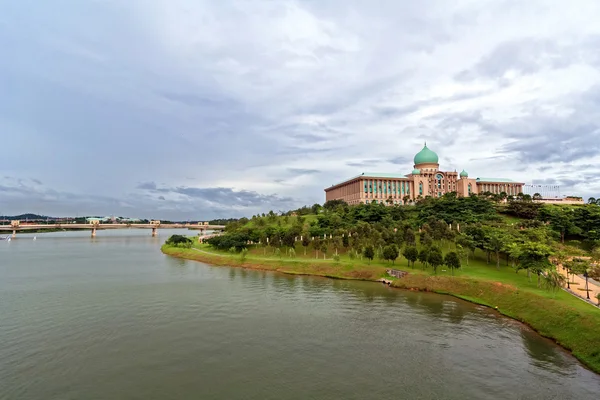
[2,0,600,220]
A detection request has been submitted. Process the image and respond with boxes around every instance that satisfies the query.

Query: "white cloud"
[1,0,600,218]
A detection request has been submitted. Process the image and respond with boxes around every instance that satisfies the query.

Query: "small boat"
[0,235,8,241]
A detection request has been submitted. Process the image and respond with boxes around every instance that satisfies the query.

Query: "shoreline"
[162,245,600,375]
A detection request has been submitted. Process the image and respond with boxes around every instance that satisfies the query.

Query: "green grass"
[163,241,600,374]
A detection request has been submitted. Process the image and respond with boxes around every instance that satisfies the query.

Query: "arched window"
[436,173,443,190]
[419,182,423,195]
[468,183,472,194]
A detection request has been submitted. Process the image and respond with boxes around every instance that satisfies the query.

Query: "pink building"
[325,144,524,205]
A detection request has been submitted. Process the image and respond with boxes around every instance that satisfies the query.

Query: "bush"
[240,248,248,262]
[206,233,249,251]
[165,235,193,248]
[332,254,340,262]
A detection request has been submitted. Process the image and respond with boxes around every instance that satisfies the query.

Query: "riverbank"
[162,244,600,374]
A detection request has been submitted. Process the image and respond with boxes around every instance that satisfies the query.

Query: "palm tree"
[543,269,566,297]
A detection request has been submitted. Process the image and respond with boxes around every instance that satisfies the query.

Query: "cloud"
[1,0,600,218]
[137,182,157,190]
[287,168,320,175]
[138,183,295,211]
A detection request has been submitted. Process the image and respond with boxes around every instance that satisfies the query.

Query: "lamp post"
[584,270,590,299]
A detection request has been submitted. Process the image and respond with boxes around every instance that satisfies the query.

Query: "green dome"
[414,144,439,165]
[412,168,421,175]
[460,169,468,178]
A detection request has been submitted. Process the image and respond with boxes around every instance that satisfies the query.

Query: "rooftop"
[476,177,516,183]
[327,172,410,190]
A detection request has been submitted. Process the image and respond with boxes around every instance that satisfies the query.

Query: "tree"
[519,242,553,287]
[588,197,597,205]
[383,245,399,264]
[538,205,579,243]
[403,246,419,268]
[420,231,434,247]
[418,248,429,269]
[320,243,328,260]
[543,269,566,297]
[455,234,475,266]
[332,236,343,255]
[596,292,600,306]
[428,246,444,274]
[404,228,416,246]
[484,228,508,270]
[533,192,542,201]
[364,245,375,264]
[313,238,321,259]
[165,235,193,248]
[444,251,461,275]
[301,235,310,255]
[506,242,522,272]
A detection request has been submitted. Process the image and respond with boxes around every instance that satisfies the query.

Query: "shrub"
[165,235,193,248]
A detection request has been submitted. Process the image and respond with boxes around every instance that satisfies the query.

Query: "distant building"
[325,144,525,205]
[533,196,584,205]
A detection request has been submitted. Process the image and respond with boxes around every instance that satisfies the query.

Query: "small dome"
[414,143,439,165]
[460,169,468,178]
[412,168,421,175]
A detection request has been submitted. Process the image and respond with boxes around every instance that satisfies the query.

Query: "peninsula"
[162,195,600,374]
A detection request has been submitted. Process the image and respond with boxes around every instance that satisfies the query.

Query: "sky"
[1,0,600,220]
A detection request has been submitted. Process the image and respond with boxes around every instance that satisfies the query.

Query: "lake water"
[1,229,599,399]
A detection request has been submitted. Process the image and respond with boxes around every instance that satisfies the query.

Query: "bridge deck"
[0,224,225,231]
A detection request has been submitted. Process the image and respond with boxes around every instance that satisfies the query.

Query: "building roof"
[460,169,468,177]
[476,177,515,182]
[361,172,410,179]
[414,144,439,165]
[326,172,410,191]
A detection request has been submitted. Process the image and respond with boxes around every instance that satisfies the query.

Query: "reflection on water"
[521,328,573,373]
[0,229,599,400]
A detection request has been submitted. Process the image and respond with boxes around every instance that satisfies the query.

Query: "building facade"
[325,144,524,205]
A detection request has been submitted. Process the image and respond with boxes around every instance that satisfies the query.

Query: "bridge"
[0,220,226,238]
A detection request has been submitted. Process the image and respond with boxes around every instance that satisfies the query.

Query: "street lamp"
[584,271,590,299]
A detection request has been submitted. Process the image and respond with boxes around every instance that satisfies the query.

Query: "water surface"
[1,230,599,399]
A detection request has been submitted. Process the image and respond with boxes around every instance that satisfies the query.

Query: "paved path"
[557,264,600,306]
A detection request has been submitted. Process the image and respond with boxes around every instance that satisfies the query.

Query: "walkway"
[557,264,600,306]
